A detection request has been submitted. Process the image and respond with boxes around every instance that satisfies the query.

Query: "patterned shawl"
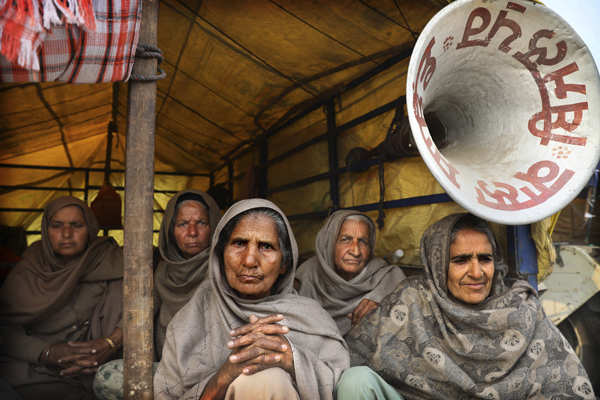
[154,190,221,355]
[154,199,349,400]
[0,196,122,325]
[296,210,406,335]
[347,213,595,400]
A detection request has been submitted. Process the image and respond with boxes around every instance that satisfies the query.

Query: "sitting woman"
[296,210,406,335]
[154,198,349,400]
[93,190,221,400]
[154,190,221,357]
[340,213,595,400]
[0,196,123,400]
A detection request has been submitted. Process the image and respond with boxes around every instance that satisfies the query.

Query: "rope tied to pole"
[130,44,166,81]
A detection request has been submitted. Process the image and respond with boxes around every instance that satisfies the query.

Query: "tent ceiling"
[0,0,443,173]
[0,0,445,231]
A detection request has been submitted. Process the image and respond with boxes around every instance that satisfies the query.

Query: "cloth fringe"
[0,0,97,70]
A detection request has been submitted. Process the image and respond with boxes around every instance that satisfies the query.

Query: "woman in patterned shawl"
[340,213,595,400]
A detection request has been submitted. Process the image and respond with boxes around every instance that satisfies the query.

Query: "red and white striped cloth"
[0,0,141,82]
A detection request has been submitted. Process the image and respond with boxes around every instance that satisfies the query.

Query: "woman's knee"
[226,367,298,400]
[336,366,379,399]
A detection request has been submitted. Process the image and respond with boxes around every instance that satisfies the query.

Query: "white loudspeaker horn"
[406,0,600,225]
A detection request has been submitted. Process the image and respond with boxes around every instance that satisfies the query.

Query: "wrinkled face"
[173,201,211,259]
[334,219,371,281]
[224,214,284,299]
[447,229,494,304]
[48,205,89,260]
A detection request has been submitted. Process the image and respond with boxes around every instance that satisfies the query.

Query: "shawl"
[154,190,221,355]
[154,199,350,400]
[296,210,406,335]
[0,0,96,71]
[0,196,123,326]
[347,213,595,400]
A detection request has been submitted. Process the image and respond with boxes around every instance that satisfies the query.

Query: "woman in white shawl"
[296,210,406,335]
[340,213,595,400]
[154,198,349,400]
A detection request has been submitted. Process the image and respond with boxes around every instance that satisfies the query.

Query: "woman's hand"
[227,314,294,376]
[347,298,379,327]
[200,315,294,400]
[39,328,122,376]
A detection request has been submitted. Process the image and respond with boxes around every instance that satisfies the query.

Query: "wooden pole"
[123,1,158,399]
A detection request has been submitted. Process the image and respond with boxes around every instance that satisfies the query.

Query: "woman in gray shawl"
[93,190,221,399]
[340,213,595,400]
[154,198,349,400]
[154,190,221,357]
[0,196,123,400]
[296,210,406,335]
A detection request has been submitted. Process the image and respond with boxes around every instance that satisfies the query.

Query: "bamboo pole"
[123,1,158,398]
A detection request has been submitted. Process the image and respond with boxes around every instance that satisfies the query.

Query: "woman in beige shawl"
[341,213,595,400]
[154,198,349,400]
[154,190,221,357]
[0,196,123,400]
[296,210,406,335]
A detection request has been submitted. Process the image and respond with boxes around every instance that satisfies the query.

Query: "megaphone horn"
[407,0,600,225]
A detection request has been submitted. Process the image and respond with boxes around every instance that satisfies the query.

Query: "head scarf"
[347,213,595,400]
[154,199,349,400]
[0,196,122,325]
[154,190,221,353]
[296,210,406,335]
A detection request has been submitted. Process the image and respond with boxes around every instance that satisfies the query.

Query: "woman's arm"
[197,358,247,400]
[0,324,51,364]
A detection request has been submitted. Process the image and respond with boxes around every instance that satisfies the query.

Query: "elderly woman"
[154,199,349,400]
[340,213,595,400]
[296,210,406,335]
[154,190,221,357]
[93,190,221,399]
[0,196,123,400]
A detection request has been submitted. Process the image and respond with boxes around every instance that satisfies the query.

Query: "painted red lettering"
[416,38,436,90]
[529,102,588,146]
[486,10,522,53]
[514,29,567,69]
[457,7,491,49]
[544,63,586,99]
[475,160,575,210]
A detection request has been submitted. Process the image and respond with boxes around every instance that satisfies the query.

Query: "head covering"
[0,196,122,325]
[347,213,595,399]
[154,190,221,354]
[296,210,406,335]
[154,199,349,400]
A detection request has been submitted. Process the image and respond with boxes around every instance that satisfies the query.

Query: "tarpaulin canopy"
[1,0,585,273]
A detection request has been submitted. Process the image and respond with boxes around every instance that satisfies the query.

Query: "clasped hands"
[223,314,294,380]
[40,330,121,377]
